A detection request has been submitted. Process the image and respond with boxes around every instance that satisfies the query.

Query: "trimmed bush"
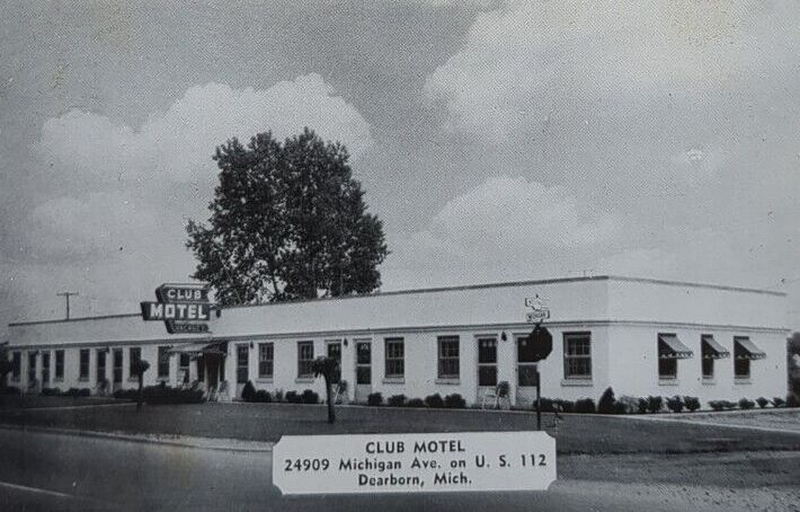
[65,388,91,397]
[637,397,649,414]
[142,385,204,405]
[253,390,272,403]
[241,381,256,401]
[113,389,139,400]
[666,395,684,413]
[554,399,575,413]
[618,395,640,414]
[301,389,319,404]
[367,392,383,406]
[646,395,663,414]
[756,397,769,409]
[708,400,724,411]
[406,398,425,408]
[41,387,60,396]
[388,394,407,407]
[787,394,800,408]
[274,389,284,402]
[444,393,466,409]
[772,396,786,408]
[738,398,755,410]
[683,396,700,412]
[574,398,596,413]
[1,386,22,396]
[424,393,445,408]
[597,387,617,414]
[285,391,301,403]
[534,398,556,412]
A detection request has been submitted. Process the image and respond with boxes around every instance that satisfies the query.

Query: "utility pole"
[57,291,78,320]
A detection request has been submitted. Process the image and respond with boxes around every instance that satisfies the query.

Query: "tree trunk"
[137,371,144,411]
[325,378,335,424]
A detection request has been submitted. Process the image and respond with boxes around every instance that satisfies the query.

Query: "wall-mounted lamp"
[102,347,110,354]
[249,341,254,349]
[215,308,222,318]
[343,338,348,347]
[500,331,507,342]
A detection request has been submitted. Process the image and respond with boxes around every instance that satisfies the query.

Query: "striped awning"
[734,338,766,360]
[168,341,225,356]
[658,334,694,359]
[701,336,730,360]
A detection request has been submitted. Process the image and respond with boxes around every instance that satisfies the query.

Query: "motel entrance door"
[235,343,249,398]
[112,348,123,392]
[515,334,538,407]
[354,340,372,403]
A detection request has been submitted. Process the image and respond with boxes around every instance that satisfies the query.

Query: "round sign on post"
[528,324,553,362]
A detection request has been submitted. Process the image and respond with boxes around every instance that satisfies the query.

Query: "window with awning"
[734,337,765,380]
[701,335,729,359]
[658,333,692,380]
[168,341,226,356]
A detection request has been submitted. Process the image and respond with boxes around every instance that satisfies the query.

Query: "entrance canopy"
[701,335,730,359]
[168,341,226,356]
[658,334,693,359]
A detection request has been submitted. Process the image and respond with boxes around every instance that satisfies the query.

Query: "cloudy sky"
[1,1,799,336]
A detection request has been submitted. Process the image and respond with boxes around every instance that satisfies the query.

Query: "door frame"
[353,338,372,403]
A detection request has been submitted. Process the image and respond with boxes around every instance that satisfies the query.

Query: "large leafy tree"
[187,128,389,304]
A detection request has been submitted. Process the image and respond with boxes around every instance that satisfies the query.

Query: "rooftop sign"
[140,283,211,334]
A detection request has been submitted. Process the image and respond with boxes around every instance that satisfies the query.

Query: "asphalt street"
[0,428,798,512]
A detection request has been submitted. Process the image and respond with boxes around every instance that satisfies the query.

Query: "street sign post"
[524,295,552,430]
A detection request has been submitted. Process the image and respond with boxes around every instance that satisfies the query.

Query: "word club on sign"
[273,431,556,495]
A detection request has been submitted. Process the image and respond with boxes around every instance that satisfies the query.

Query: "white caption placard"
[273,431,556,495]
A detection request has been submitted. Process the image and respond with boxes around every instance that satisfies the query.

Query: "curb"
[0,423,275,453]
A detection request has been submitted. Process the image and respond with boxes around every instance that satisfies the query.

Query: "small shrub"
[424,393,444,408]
[553,399,575,413]
[574,398,596,413]
[113,389,139,400]
[738,398,755,410]
[666,395,684,413]
[241,381,256,401]
[720,400,737,410]
[646,395,663,414]
[285,390,301,403]
[756,397,769,409]
[637,397,649,414]
[388,394,407,407]
[79,388,91,397]
[708,400,724,411]
[253,390,272,403]
[444,393,466,409]
[301,389,319,404]
[771,396,786,408]
[597,387,617,414]
[683,396,700,412]
[617,395,639,414]
[367,392,383,406]
[406,398,425,408]
[534,397,555,412]
[2,386,22,395]
[274,389,284,402]
[787,394,800,408]
[142,385,203,405]
[41,387,60,396]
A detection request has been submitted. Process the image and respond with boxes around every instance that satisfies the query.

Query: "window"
[236,344,249,384]
[327,342,342,383]
[79,349,90,380]
[55,350,64,380]
[384,338,404,378]
[96,350,106,384]
[158,346,170,379]
[356,341,371,385]
[197,356,205,382]
[437,336,460,379]
[113,349,123,384]
[11,352,21,381]
[179,353,191,384]
[563,332,592,379]
[657,333,692,380]
[28,352,37,383]
[41,352,50,385]
[129,347,141,380]
[701,335,729,380]
[297,341,314,378]
[258,343,274,378]
[477,337,497,387]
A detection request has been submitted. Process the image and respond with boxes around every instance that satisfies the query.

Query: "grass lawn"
[2,401,800,454]
[0,394,122,409]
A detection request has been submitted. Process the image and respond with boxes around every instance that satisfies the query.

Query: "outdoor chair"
[481,383,510,410]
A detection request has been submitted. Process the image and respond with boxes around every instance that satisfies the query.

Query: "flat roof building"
[4,275,789,408]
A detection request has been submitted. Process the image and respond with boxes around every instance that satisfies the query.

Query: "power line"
[56,291,79,320]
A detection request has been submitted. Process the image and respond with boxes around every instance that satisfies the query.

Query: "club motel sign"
[140,283,211,334]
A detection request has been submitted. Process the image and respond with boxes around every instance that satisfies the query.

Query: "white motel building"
[4,276,789,408]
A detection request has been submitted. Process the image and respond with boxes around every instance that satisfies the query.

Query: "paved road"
[0,428,798,511]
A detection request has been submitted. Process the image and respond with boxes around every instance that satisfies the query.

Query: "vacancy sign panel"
[273,431,556,495]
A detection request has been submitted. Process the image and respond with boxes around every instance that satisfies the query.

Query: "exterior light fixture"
[343,338,348,347]
[501,331,507,342]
